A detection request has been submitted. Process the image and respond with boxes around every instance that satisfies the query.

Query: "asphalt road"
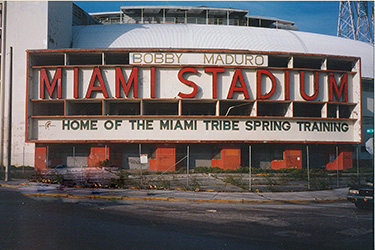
[0,187,373,250]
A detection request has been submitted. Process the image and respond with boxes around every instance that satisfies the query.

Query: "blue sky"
[74,1,372,37]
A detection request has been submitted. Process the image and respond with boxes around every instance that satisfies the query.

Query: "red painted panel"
[212,146,241,170]
[271,160,287,170]
[35,145,47,171]
[271,148,302,170]
[87,145,110,167]
[326,148,352,170]
[149,145,176,171]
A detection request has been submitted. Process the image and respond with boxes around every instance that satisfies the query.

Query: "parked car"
[347,176,373,209]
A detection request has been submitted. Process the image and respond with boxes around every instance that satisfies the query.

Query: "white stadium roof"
[72,24,374,78]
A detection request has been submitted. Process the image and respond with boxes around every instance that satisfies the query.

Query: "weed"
[223,175,247,190]
[189,177,201,191]
[264,175,278,186]
[310,177,333,190]
[158,178,171,189]
[194,166,225,173]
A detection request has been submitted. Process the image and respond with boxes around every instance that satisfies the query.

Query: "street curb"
[2,182,347,204]
[22,192,347,204]
[0,184,20,188]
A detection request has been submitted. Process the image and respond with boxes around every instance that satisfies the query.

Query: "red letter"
[85,67,109,98]
[150,67,155,98]
[300,71,319,101]
[205,68,225,99]
[285,70,290,100]
[227,69,250,99]
[178,67,198,98]
[257,69,276,100]
[40,68,62,99]
[115,67,138,98]
[329,73,348,102]
[74,68,79,98]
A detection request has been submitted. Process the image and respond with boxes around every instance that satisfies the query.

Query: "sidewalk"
[0,179,348,204]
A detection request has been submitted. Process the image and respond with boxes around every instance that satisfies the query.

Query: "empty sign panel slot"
[339,104,354,118]
[293,102,323,118]
[219,100,253,116]
[31,54,65,66]
[32,101,64,116]
[143,100,178,115]
[181,101,216,116]
[107,101,140,115]
[327,104,338,118]
[293,56,323,70]
[67,101,102,115]
[268,55,290,68]
[67,53,102,65]
[105,52,129,65]
[257,101,289,117]
[327,58,355,71]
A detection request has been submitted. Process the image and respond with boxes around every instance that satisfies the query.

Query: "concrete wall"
[0,1,72,167]
[48,1,72,49]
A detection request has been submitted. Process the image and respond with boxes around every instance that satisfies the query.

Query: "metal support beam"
[187,145,190,189]
[336,146,339,187]
[307,145,310,189]
[249,145,252,191]
[5,46,13,181]
[139,143,143,187]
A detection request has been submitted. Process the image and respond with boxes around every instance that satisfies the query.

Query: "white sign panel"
[140,154,148,164]
[32,118,357,143]
[365,138,373,155]
[130,52,268,67]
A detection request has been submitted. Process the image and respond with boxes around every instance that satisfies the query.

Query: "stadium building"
[0,2,373,172]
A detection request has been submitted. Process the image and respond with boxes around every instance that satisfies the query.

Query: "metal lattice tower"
[337,1,356,40]
[337,1,373,43]
[355,1,373,43]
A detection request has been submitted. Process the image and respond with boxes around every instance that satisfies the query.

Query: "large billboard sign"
[34,118,355,142]
[26,49,361,143]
